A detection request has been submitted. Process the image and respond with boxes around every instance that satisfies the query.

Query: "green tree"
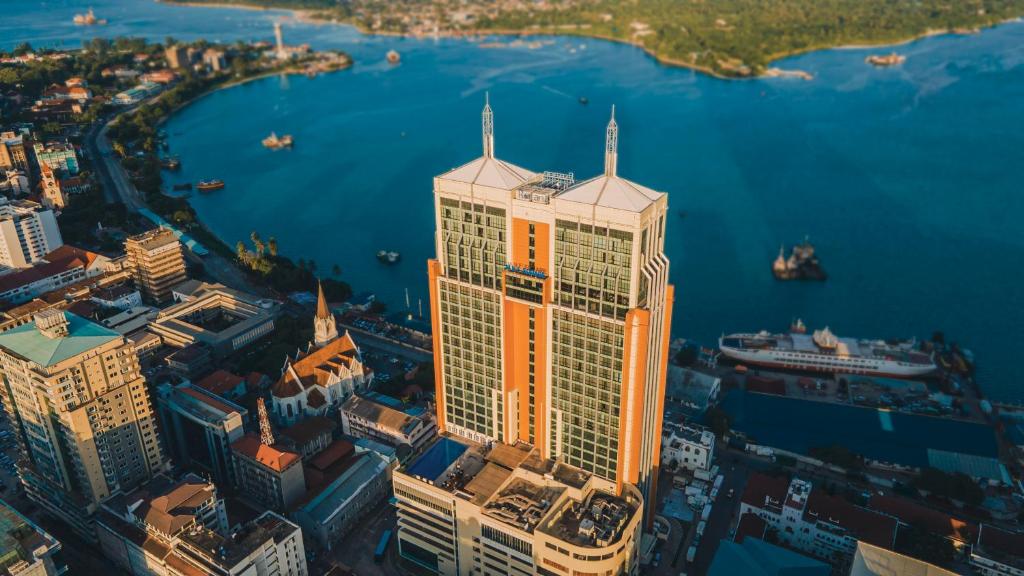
[267,236,278,257]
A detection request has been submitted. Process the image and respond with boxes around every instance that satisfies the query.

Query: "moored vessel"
[73,8,106,25]
[197,179,225,192]
[866,53,906,67]
[386,50,401,64]
[719,324,936,378]
[376,250,401,264]
[262,132,293,149]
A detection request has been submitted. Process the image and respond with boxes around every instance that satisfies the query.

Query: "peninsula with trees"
[170,0,1024,77]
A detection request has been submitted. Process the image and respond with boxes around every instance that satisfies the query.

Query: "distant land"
[166,0,1024,77]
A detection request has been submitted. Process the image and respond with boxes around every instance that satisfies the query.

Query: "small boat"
[386,50,401,64]
[73,8,106,26]
[160,157,180,170]
[865,53,906,67]
[578,96,589,105]
[197,179,225,192]
[376,250,401,264]
[172,183,192,191]
[262,132,293,149]
[678,209,687,219]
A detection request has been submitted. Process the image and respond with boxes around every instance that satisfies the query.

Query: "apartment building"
[124,227,188,304]
[0,310,168,540]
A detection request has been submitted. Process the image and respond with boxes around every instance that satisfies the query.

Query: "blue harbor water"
[5,2,1024,402]
[720,391,1000,469]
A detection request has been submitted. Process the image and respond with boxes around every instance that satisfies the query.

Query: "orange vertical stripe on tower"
[427,259,446,433]
[617,308,651,495]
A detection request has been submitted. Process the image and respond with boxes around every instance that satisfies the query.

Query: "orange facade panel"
[427,259,446,433]
[617,308,651,494]
[503,219,550,450]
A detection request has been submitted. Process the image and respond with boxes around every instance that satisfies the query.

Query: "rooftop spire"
[482,92,494,158]
[315,279,329,320]
[605,105,618,177]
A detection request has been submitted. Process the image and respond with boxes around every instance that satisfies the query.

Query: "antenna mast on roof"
[605,105,618,177]
[482,92,494,159]
[257,397,275,446]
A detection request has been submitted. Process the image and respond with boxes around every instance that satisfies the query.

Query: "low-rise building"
[278,415,336,460]
[341,393,436,451]
[393,437,643,576]
[230,432,305,511]
[0,245,107,305]
[195,369,247,400]
[661,422,715,472]
[99,487,306,576]
[0,498,65,576]
[971,524,1024,576]
[293,442,391,551]
[32,141,78,175]
[150,282,277,358]
[166,342,213,380]
[90,284,143,310]
[738,474,898,570]
[0,131,29,170]
[156,381,248,488]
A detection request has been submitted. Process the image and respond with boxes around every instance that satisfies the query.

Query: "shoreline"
[161,0,1021,80]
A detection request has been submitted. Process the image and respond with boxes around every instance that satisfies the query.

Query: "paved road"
[88,114,265,296]
[327,500,409,575]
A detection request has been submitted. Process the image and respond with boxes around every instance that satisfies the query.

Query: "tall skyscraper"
[427,98,673,508]
[0,310,168,539]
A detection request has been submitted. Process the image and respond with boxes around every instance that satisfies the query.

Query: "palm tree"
[268,237,278,257]
[235,241,248,264]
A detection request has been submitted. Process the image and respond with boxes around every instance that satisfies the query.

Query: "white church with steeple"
[270,281,372,426]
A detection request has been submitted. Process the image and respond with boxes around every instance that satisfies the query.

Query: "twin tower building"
[393,97,674,575]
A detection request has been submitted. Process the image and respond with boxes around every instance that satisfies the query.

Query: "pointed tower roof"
[438,94,536,190]
[556,106,664,213]
[316,280,330,320]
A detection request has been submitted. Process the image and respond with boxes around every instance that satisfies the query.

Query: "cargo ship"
[719,322,936,378]
[197,179,225,192]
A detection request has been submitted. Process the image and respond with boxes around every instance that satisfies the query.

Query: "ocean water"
[5,2,1024,401]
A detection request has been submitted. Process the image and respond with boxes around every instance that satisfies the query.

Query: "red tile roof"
[735,513,768,543]
[272,332,358,398]
[869,494,978,545]
[230,435,301,473]
[279,416,335,445]
[803,490,897,548]
[740,473,789,510]
[309,439,354,472]
[195,369,244,397]
[178,386,240,417]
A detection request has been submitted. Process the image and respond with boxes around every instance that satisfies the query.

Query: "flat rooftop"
[539,490,638,548]
[178,511,297,570]
[401,437,639,546]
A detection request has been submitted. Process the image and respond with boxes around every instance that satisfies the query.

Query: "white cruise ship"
[719,322,936,378]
